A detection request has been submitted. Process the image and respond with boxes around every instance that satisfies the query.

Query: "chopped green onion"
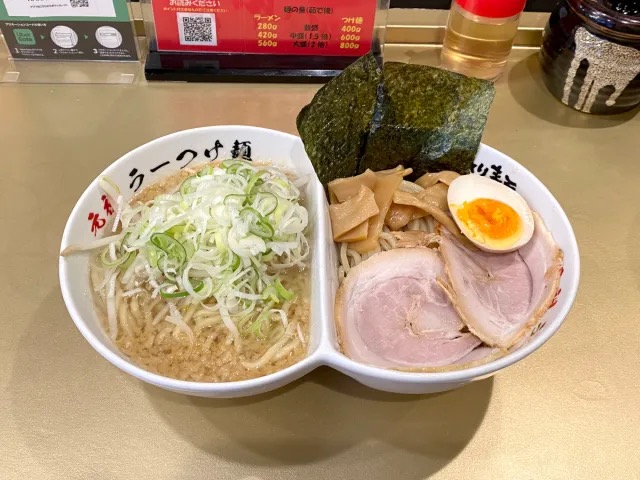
[121,251,136,269]
[179,177,196,196]
[245,170,269,195]
[224,194,246,209]
[275,278,295,300]
[251,219,274,239]
[100,246,131,268]
[150,233,187,266]
[247,301,275,337]
[120,233,130,253]
[197,165,214,177]
[222,160,248,174]
[230,253,241,271]
[95,160,309,339]
[253,192,278,216]
[160,280,204,299]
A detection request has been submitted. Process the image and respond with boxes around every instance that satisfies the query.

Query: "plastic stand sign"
[142,0,388,83]
[0,0,140,84]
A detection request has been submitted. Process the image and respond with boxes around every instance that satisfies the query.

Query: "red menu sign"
[151,0,377,56]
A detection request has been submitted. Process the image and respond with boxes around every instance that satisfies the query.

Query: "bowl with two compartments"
[59,126,580,397]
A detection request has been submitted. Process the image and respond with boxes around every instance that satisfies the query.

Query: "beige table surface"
[1,48,639,480]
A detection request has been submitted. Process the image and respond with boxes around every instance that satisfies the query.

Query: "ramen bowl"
[59,126,580,397]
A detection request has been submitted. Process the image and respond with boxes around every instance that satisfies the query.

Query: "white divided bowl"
[59,126,580,398]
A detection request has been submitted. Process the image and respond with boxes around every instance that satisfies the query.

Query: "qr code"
[70,0,89,7]
[177,13,217,46]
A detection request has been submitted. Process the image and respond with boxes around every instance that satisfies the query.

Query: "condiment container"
[441,0,528,80]
[540,0,640,114]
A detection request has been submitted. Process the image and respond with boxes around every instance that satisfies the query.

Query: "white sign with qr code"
[3,0,116,18]
[177,12,217,47]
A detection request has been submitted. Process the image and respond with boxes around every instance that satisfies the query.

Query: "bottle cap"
[456,0,527,18]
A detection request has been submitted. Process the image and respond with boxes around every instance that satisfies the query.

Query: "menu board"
[0,0,138,60]
[151,0,377,56]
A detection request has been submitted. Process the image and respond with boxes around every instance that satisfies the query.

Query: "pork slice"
[335,248,482,369]
[518,213,564,331]
[454,346,504,367]
[438,213,563,349]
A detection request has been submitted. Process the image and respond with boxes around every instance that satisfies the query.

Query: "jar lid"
[456,0,527,18]
[569,0,640,39]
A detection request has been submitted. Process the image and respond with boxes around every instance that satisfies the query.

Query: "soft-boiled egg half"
[447,174,534,252]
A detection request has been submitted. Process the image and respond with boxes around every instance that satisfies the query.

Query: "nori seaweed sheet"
[360,62,495,177]
[296,55,495,186]
[296,52,381,185]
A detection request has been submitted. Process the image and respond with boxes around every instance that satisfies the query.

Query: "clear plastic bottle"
[441,0,527,81]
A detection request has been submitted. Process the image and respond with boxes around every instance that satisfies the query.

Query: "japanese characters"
[152,0,376,55]
[127,138,251,193]
[472,161,518,191]
[88,194,114,236]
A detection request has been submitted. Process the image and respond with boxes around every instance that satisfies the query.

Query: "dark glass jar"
[540,0,640,115]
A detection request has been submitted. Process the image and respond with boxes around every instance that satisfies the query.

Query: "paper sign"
[151,0,377,56]
[0,0,137,60]
[3,0,116,18]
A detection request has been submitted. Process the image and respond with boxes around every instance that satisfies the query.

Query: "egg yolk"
[456,198,522,241]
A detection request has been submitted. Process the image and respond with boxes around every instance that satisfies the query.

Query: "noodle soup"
[73,159,312,383]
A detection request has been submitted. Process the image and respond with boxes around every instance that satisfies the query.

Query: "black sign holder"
[144,39,362,83]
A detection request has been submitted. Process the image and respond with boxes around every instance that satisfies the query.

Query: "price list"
[152,0,377,56]
[254,15,279,50]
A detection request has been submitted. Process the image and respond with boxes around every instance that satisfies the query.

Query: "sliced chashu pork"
[439,213,563,349]
[335,248,482,370]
